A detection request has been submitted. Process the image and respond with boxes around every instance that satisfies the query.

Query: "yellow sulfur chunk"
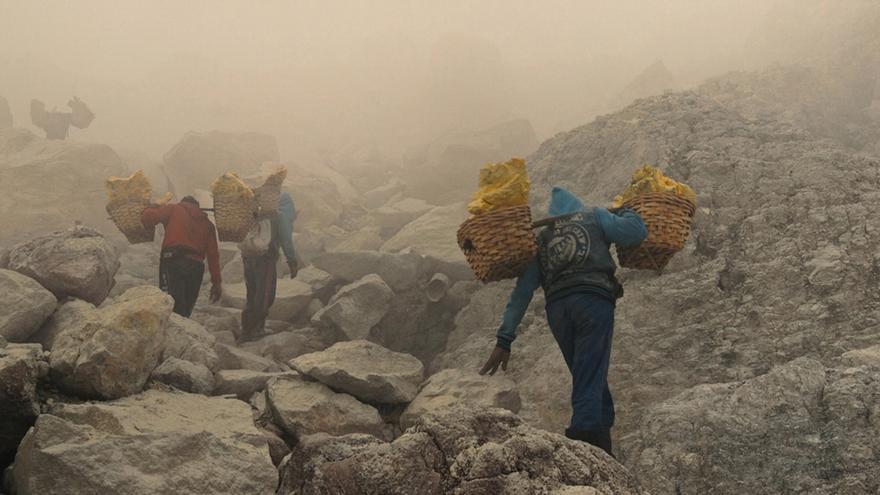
[468,158,531,215]
[106,170,152,205]
[211,172,255,199]
[612,165,696,208]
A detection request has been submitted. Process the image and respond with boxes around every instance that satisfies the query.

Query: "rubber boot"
[565,428,615,458]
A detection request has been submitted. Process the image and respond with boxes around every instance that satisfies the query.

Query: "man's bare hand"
[210,284,222,303]
[479,346,510,376]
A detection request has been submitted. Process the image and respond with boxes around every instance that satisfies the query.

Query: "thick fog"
[1,0,796,162]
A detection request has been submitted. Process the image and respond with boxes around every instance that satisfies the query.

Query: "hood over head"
[548,186,585,216]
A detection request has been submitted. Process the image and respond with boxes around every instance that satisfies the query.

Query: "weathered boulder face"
[624,356,880,495]
[401,369,520,429]
[162,314,219,371]
[221,278,313,321]
[311,250,425,292]
[381,202,471,280]
[213,343,286,373]
[266,375,385,440]
[312,274,394,340]
[30,298,94,351]
[49,286,172,399]
[162,130,279,198]
[279,405,646,495]
[0,343,48,468]
[0,269,57,342]
[150,357,215,394]
[2,226,120,305]
[0,128,127,246]
[213,369,298,400]
[292,340,424,404]
[12,389,278,495]
[240,329,325,364]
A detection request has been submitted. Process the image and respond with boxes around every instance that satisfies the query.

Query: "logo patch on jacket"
[540,215,591,276]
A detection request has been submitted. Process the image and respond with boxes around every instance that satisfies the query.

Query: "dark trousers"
[159,252,205,317]
[241,252,277,338]
[546,292,616,434]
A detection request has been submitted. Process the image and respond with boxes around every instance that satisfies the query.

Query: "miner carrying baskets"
[459,159,695,458]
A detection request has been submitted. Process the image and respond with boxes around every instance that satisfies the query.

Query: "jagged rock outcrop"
[278,405,646,495]
[401,369,520,429]
[0,343,47,469]
[0,128,127,246]
[11,389,277,494]
[623,354,880,495]
[49,286,172,399]
[266,375,386,440]
[291,340,424,404]
[0,269,57,342]
[311,274,394,340]
[1,226,120,305]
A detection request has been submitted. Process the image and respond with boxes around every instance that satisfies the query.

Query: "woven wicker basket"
[254,184,281,219]
[457,205,538,283]
[617,192,696,271]
[107,200,154,244]
[214,194,256,242]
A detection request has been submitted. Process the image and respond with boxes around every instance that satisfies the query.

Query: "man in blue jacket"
[479,186,647,457]
[239,192,298,342]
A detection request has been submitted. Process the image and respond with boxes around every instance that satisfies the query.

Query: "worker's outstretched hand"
[479,346,510,376]
[210,284,222,303]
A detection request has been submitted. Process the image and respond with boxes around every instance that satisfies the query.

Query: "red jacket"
[141,201,222,285]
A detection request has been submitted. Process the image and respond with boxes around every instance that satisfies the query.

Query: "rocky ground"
[1,10,880,493]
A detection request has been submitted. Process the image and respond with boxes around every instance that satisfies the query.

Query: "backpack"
[238,218,272,257]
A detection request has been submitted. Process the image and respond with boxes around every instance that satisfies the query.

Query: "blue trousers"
[546,292,615,432]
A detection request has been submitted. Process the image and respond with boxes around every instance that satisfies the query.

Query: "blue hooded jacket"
[495,187,647,350]
[272,192,297,262]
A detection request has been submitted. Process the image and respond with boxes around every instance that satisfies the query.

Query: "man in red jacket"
[141,196,222,317]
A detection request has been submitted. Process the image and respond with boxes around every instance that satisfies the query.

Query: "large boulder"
[0,343,47,469]
[266,375,386,440]
[240,329,326,363]
[150,357,215,394]
[623,356,880,495]
[221,278,313,321]
[295,265,336,301]
[213,369,298,400]
[213,343,287,372]
[380,202,471,280]
[2,226,120,305]
[49,286,172,399]
[311,250,425,291]
[29,298,94,350]
[162,314,219,371]
[162,130,279,197]
[278,405,645,495]
[292,340,424,404]
[0,269,57,342]
[401,369,520,429]
[311,274,393,340]
[11,389,277,494]
[0,128,127,246]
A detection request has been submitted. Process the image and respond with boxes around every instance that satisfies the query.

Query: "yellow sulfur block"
[612,165,696,208]
[468,158,531,215]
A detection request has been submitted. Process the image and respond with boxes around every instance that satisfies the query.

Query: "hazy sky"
[1,0,784,160]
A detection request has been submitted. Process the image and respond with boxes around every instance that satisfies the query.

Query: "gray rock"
[222,278,313,321]
[296,265,336,300]
[190,304,241,335]
[151,357,215,394]
[401,369,520,429]
[162,313,219,371]
[363,178,406,209]
[381,203,468,266]
[311,274,393,340]
[266,375,385,440]
[30,298,95,350]
[840,344,880,368]
[326,226,385,253]
[0,343,48,468]
[213,343,286,372]
[49,286,172,399]
[279,405,645,495]
[240,329,325,363]
[0,269,57,342]
[3,226,120,305]
[12,389,277,494]
[311,250,426,291]
[292,340,424,404]
[372,197,433,237]
[213,369,298,400]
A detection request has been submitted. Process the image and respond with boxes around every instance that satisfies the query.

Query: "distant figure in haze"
[141,196,223,317]
[479,186,647,457]
[30,96,94,140]
[0,96,12,129]
[237,192,298,343]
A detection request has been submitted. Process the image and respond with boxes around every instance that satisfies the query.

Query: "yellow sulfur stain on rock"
[612,165,696,208]
[467,158,530,215]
